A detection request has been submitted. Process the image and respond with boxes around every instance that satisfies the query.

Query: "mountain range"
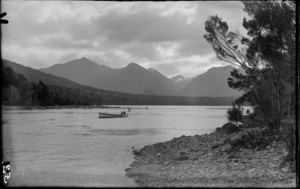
[38,57,243,97]
[170,75,192,90]
[180,66,243,97]
[2,59,238,106]
[3,59,83,89]
[40,57,113,86]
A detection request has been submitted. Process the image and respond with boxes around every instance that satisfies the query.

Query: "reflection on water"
[206,107,230,110]
[90,129,141,136]
[58,125,78,128]
[2,105,228,187]
[86,128,165,136]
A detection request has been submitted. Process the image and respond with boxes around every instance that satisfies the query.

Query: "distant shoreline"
[2,104,231,110]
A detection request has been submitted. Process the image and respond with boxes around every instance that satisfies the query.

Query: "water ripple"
[88,129,164,136]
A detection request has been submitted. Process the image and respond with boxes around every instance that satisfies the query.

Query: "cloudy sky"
[2,1,249,78]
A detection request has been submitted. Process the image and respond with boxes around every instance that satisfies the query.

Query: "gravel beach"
[125,126,297,187]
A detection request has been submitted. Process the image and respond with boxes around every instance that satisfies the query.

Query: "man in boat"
[121,111,126,115]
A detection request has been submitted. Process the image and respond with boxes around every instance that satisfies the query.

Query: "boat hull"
[98,113,128,118]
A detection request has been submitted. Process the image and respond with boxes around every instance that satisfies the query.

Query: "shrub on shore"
[227,103,243,124]
[227,127,278,151]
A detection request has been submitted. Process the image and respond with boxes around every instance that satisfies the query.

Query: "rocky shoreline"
[125,125,296,187]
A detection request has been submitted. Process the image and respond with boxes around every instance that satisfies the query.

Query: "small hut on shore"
[239,101,254,115]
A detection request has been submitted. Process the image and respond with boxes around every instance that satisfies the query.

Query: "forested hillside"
[2,62,237,106]
[2,66,103,106]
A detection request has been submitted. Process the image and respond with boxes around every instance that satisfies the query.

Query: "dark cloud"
[176,39,213,57]
[123,42,160,61]
[92,7,190,43]
[2,1,248,76]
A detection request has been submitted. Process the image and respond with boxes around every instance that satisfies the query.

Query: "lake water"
[2,105,229,187]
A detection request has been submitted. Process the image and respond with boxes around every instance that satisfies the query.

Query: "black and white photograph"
[1,0,297,187]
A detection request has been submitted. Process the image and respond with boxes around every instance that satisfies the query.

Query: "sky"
[2,1,249,78]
